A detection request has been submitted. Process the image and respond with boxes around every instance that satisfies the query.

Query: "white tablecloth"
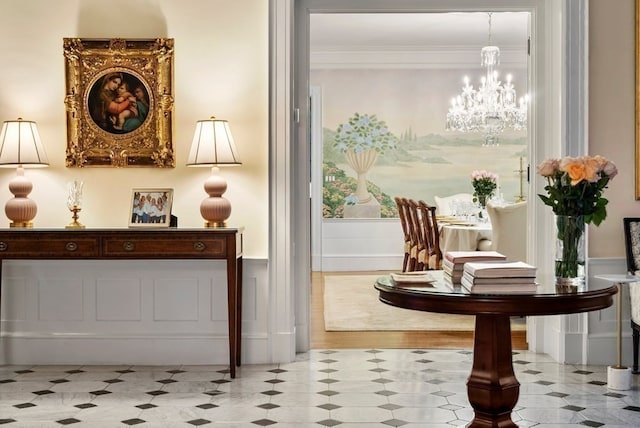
[439,223,492,254]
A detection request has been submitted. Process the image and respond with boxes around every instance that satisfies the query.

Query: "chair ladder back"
[395,197,411,271]
[406,199,425,271]
[419,200,442,270]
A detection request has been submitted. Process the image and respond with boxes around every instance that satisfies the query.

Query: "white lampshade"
[187,117,241,166]
[0,118,49,228]
[187,117,241,228]
[0,118,49,167]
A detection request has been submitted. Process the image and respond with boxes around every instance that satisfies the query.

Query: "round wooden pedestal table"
[374,274,617,428]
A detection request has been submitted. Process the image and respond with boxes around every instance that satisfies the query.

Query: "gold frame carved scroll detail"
[63,38,175,167]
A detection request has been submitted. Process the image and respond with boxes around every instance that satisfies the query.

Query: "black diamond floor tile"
[146,390,168,396]
[49,378,69,384]
[57,418,81,425]
[257,402,279,409]
[0,379,16,384]
[156,378,178,384]
[261,390,282,396]
[316,419,342,427]
[187,419,212,426]
[89,390,111,395]
[317,403,341,410]
[197,403,219,409]
[136,403,157,409]
[0,420,16,425]
[382,419,408,427]
[122,418,146,426]
[32,390,54,395]
[252,419,277,426]
[75,403,96,409]
[14,403,36,409]
[103,378,124,384]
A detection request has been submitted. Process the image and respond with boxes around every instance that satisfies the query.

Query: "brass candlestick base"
[66,205,85,229]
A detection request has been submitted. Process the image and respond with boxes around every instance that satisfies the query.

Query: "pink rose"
[537,158,559,177]
[603,160,618,179]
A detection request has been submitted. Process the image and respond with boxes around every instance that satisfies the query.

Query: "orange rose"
[560,157,587,185]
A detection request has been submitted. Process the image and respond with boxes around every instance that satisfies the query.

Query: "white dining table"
[439,221,492,254]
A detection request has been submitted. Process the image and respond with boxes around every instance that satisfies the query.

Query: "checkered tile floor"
[1,349,640,427]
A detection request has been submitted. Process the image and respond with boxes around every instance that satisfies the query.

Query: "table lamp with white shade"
[0,118,49,228]
[187,116,241,227]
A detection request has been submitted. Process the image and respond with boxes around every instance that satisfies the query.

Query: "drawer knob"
[123,241,135,251]
[65,242,78,252]
[0,241,7,251]
[193,241,206,251]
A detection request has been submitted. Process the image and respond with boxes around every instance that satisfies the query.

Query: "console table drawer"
[0,238,100,258]
[102,237,226,257]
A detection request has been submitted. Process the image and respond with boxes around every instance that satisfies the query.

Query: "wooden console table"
[0,228,243,378]
[375,274,617,427]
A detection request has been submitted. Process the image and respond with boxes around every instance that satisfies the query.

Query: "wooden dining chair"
[407,199,426,271]
[623,217,640,373]
[395,197,411,272]
[418,200,443,270]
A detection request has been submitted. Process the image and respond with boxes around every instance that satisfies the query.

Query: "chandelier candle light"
[446,13,529,146]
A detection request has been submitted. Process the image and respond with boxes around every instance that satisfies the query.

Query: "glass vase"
[555,215,585,288]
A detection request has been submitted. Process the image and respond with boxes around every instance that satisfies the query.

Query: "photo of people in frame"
[88,71,151,134]
[129,189,173,227]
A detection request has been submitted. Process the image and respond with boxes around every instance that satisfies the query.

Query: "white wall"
[0,0,269,258]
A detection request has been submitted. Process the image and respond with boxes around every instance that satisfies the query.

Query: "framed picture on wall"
[63,38,175,168]
[129,189,174,228]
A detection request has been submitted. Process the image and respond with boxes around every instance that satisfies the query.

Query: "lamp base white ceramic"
[607,366,632,390]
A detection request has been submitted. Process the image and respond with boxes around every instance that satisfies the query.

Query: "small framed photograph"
[129,189,173,228]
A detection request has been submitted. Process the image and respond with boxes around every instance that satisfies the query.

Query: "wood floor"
[311,271,527,350]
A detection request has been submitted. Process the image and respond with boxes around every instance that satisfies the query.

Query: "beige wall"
[0,0,268,258]
[589,0,639,257]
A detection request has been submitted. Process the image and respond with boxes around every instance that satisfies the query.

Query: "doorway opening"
[306,10,531,348]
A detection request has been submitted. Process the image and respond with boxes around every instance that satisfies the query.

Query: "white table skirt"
[439,223,492,254]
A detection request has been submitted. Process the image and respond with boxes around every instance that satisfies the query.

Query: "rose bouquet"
[537,155,617,281]
[470,170,498,208]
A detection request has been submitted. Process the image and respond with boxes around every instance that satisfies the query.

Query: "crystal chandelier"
[446,13,529,146]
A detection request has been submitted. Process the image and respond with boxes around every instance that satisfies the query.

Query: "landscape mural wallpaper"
[312,67,529,219]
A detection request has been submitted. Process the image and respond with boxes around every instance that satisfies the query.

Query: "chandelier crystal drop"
[446,13,529,146]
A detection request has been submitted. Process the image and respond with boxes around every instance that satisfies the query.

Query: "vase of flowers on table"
[471,170,498,209]
[537,155,617,287]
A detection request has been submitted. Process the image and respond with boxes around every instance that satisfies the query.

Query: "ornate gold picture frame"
[63,38,175,167]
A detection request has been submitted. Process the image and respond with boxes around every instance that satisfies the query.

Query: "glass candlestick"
[66,180,85,229]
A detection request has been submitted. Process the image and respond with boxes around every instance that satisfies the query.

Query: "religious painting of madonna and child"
[63,38,175,168]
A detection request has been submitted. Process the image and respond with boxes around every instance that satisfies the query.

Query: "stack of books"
[461,261,538,294]
[442,251,507,284]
